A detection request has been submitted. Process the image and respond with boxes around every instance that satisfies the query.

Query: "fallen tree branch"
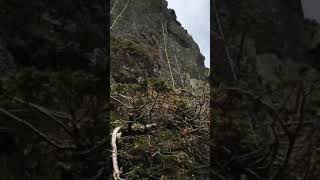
[112,126,123,180]
[111,123,157,179]
[0,108,76,150]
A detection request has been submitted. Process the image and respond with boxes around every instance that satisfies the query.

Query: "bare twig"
[212,1,237,80]
[12,97,74,136]
[111,95,132,109]
[110,0,130,30]
[161,15,176,90]
[110,0,120,15]
[169,39,185,88]
[0,108,76,150]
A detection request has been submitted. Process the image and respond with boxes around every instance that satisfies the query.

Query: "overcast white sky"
[167,0,210,68]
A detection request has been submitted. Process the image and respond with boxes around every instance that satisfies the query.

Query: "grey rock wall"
[110,0,208,87]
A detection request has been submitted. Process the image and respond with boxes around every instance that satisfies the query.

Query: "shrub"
[111,36,148,58]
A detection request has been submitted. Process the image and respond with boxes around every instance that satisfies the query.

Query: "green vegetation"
[111,36,148,58]
[111,78,209,179]
[112,78,173,94]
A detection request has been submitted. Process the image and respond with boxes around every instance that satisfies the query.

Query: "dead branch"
[169,39,185,88]
[112,126,122,180]
[111,95,132,109]
[212,1,237,81]
[110,0,120,15]
[161,15,176,90]
[0,108,76,150]
[12,97,74,136]
[111,123,157,179]
[110,0,130,30]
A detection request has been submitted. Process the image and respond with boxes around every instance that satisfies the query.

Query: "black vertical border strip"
[106,0,111,178]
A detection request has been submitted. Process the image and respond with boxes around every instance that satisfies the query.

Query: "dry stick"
[112,126,123,180]
[110,0,130,30]
[110,0,120,15]
[111,95,132,109]
[165,22,176,90]
[114,93,134,105]
[162,16,176,90]
[212,1,237,81]
[0,108,76,150]
[111,123,157,179]
[12,97,73,136]
[169,39,185,88]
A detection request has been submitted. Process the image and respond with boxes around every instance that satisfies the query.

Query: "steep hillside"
[110,0,210,179]
[110,0,209,89]
[212,0,320,179]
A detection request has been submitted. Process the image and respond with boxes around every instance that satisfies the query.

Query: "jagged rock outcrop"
[110,0,208,87]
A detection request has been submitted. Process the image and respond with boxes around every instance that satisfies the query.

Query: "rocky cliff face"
[110,0,208,88]
[212,0,320,179]
[212,0,320,88]
[212,0,306,81]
